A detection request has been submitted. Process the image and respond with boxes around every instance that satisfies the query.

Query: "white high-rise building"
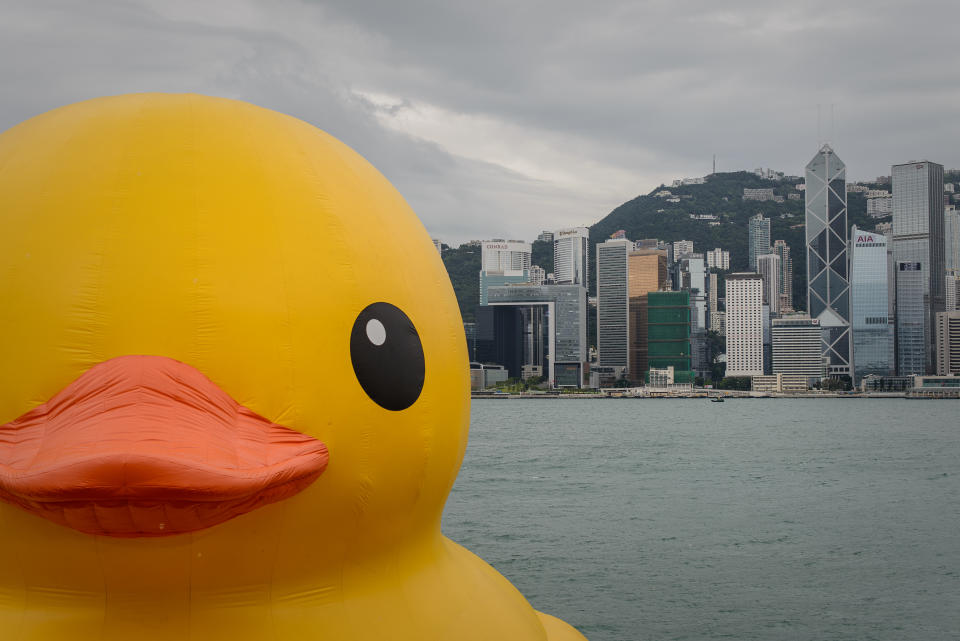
[756,253,782,317]
[706,247,730,270]
[481,239,531,272]
[772,315,824,381]
[554,227,590,287]
[479,239,532,305]
[725,273,764,376]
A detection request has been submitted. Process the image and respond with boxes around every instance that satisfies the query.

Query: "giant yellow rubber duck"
[0,94,587,641]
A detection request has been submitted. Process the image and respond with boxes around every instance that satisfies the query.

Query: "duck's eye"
[350,302,425,411]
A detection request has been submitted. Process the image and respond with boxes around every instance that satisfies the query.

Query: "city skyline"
[2,2,959,245]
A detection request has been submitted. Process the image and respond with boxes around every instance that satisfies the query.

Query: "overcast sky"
[2,1,958,245]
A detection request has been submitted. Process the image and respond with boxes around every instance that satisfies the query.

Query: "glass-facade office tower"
[805,144,852,377]
[596,239,632,370]
[487,284,587,387]
[748,214,771,271]
[553,227,589,287]
[850,226,894,381]
[892,161,945,374]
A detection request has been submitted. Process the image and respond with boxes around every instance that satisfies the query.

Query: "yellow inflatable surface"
[0,94,587,640]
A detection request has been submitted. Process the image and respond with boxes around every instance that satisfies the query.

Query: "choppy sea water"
[441,399,960,641]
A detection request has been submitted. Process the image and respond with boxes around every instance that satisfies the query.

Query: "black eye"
[350,302,425,411]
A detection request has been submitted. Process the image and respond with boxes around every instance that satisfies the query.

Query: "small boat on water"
[710,395,725,402]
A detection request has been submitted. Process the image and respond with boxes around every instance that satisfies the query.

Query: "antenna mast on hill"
[713,154,716,175]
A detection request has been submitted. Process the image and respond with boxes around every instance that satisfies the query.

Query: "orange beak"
[0,355,328,537]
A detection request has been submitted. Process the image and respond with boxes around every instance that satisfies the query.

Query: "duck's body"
[0,94,586,641]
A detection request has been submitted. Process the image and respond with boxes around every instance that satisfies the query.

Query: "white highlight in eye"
[366,318,387,346]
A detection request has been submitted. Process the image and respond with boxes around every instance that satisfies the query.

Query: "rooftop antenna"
[713,154,716,175]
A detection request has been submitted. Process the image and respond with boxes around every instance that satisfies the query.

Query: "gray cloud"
[1,0,958,245]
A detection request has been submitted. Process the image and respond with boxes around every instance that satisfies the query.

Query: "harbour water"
[442,399,960,641]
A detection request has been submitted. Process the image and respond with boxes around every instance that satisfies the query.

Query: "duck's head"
[0,94,469,590]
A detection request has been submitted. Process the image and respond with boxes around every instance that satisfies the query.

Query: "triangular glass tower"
[805,144,852,377]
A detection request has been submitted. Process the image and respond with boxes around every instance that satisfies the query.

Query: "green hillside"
[444,170,895,323]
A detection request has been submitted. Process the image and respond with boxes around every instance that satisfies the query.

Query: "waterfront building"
[850,226,895,381]
[773,240,793,312]
[725,273,764,377]
[771,315,824,382]
[706,247,730,270]
[646,291,693,384]
[748,213,771,271]
[479,239,531,305]
[673,240,694,259]
[935,310,960,375]
[757,253,782,317]
[596,238,633,371]
[892,160,945,374]
[751,373,809,393]
[627,249,669,383]
[474,305,523,378]
[553,227,590,287]
[487,284,587,387]
[469,362,508,390]
[805,144,852,378]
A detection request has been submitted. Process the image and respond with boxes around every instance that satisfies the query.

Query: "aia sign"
[856,234,877,243]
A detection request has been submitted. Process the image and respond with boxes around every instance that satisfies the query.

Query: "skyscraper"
[479,239,531,305]
[627,249,668,382]
[596,238,632,372]
[892,161,945,374]
[725,273,764,377]
[553,227,589,287]
[772,240,793,312]
[805,144,852,378]
[646,291,693,383]
[771,315,824,382]
[850,226,894,381]
[756,253,781,317]
[748,214,771,271]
